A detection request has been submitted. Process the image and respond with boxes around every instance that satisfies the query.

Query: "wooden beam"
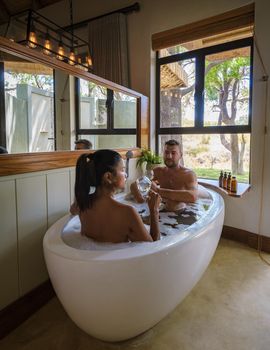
[152,3,254,51]
[0,0,10,23]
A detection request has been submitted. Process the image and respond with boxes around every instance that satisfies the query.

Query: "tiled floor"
[1,239,270,350]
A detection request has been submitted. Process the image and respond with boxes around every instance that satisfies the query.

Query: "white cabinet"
[0,167,74,308]
[17,175,48,296]
[47,171,70,227]
[0,180,18,309]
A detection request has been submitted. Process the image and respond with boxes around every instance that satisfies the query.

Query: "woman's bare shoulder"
[113,198,136,212]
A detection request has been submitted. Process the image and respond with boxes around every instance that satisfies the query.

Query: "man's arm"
[153,171,198,203]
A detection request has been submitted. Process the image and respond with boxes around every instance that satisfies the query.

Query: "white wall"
[40,0,270,237]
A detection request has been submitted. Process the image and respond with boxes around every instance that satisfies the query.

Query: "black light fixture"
[5,3,93,72]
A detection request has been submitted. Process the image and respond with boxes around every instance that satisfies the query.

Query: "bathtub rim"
[43,189,224,262]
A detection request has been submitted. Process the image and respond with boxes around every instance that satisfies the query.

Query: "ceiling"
[0,0,62,25]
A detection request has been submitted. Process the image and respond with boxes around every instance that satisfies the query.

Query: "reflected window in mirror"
[1,58,55,153]
[75,78,137,150]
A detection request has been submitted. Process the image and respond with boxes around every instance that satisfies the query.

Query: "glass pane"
[114,92,137,128]
[78,135,136,149]
[160,58,195,128]
[158,134,250,183]
[204,47,251,127]
[79,79,107,129]
[4,62,54,153]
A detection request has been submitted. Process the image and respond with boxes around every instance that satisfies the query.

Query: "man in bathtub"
[131,139,198,211]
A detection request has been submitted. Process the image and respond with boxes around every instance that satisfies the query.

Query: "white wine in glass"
[136,176,152,199]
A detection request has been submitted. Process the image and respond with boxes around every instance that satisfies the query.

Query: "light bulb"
[28,31,37,48]
[86,55,92,68]
[69,50,76,65]
[56,43,65,61]
[75,57,84,70]
[43,37,52,55]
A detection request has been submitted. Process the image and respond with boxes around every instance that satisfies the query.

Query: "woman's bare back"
[79,196,152,243]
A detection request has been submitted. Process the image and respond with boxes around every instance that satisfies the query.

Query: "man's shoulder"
[178,166,197,179]
[153,165,166,173]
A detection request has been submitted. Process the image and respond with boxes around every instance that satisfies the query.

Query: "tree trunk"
[238,134,246,174]
[230,134,239,174]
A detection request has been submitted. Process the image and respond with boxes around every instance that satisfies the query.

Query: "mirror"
[1,50,55,153]
[0,37,142,155]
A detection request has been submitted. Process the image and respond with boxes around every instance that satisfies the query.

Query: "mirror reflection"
[0,49,138,154]
[2,52,54,153]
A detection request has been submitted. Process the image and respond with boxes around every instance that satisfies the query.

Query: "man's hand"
[151,180,160,193]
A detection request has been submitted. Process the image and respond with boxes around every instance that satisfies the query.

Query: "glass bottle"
[227,172,232,191]
[222,172,227,189]
[231,176,238,193]
[218,170,223,187]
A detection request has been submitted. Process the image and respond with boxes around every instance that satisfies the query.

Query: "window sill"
[198,178,251,198]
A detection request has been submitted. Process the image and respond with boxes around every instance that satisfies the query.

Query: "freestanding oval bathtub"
[43,189,224,342]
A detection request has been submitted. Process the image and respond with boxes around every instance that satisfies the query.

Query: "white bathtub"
[43,189,224,342]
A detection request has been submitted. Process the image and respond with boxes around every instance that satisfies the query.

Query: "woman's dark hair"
[75,149,122,212]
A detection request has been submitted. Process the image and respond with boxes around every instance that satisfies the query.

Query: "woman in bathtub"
[71,150,161,243]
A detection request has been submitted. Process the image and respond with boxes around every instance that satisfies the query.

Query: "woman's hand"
[130,182,145,203]
[147,190,161,214]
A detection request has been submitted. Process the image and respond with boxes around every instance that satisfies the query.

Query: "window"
[75,78,138,149]
[156,36,253,183]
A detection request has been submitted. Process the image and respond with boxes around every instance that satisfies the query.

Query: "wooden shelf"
[198,178,251,198]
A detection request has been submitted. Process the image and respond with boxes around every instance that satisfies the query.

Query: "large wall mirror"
[0,37,148,157]
[1,51,55,153]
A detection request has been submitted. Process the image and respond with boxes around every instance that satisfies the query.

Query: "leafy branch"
[136,149,162,168]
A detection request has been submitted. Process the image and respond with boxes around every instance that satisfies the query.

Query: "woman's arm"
[127,207,153,242]
[127,191,161,242]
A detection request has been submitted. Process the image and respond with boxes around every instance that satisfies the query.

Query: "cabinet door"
[17,175,48,296]
[70,168,75,204]
[47,171,70,227]
[0,180,18,309]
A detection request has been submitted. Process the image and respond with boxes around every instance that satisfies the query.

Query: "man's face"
[163,145,182,168]
[75,143,87,150]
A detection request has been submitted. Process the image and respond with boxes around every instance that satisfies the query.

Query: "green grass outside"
[194,168,249,183]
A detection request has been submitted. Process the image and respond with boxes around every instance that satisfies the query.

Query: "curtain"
[88,13,129,87]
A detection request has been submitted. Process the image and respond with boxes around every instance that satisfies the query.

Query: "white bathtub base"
[44,190,224,341]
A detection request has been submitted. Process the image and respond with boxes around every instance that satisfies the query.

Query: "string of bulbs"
[18,3,93,71]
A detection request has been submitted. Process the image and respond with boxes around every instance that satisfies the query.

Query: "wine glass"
[136,176,152,199]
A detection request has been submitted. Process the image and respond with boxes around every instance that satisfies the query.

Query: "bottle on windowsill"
[222,172,227,189]
[231,176,238,193]
[227,172,232,191]
[219,170,223,187]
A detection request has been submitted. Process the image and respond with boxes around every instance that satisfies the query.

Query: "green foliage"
[205,57,250,101]
[5,72,53,92]
[136,149,162,168]
[201,135,210,145]
[187,146,208,157]
[194,168,249,183]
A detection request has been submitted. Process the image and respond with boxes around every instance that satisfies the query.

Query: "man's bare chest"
[157,173,187,190]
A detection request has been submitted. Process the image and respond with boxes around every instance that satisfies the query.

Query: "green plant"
[136,149,162,168]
